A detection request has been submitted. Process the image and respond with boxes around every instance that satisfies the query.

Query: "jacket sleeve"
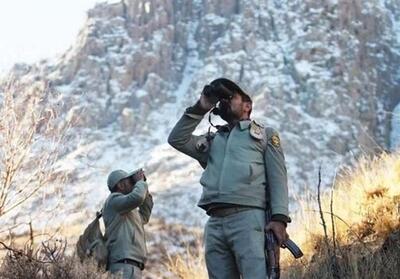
[109,180,148,214]
[168,102,210,167]
[139,192,153,224]
[264,128,290,222]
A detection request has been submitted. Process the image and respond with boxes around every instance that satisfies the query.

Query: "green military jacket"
[168,106,289,218]
[103,180,153,265]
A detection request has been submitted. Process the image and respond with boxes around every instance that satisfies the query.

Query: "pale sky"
[0,0,112,74]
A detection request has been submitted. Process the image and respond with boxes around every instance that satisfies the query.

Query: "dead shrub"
[0,239,113,279]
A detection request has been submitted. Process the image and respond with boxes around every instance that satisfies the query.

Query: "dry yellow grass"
[2,152,398,278]
[283,152,400,278]
[169,152,400,279]
[166,245,207,279]
[290,152,400,254]
[0,239,113,279]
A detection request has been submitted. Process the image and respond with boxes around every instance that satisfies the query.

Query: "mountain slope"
[1,0,400,228]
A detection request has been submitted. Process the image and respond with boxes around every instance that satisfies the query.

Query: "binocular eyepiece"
[202,82,234,103]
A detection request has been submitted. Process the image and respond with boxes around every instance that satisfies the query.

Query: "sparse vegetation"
[166,239,207,279]
[0,79,73,223]
[283,152,400,278]
[157,152,400,279]
[0,239,112,279]
[0,145,398,279]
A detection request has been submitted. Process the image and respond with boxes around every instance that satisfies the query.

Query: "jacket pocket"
[220,161,251,192]
[200,163,219,190]
[249,163,264,185]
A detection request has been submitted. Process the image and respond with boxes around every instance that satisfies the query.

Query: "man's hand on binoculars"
[199,92,216,111]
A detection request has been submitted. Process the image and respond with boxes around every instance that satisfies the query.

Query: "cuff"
[271,214,292,227]
[185,101,209,116]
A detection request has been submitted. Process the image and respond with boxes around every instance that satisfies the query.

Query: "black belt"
[116,259,145,270]
[206,206,252,217]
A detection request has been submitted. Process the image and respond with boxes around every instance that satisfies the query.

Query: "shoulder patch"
[252,119,265,128]
[270,134,281,148]
[250,120,264,140]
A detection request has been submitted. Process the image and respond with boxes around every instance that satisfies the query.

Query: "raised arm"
[168,101,211,167]
[109,180,148,214]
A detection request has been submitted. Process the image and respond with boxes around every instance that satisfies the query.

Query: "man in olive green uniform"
[103,169,153,279]
[168,78,291,279]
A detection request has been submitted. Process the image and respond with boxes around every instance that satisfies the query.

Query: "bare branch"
[317,166,330,249]
[316,166,340,279]
[0,80,73,232]
[330,174,337,252]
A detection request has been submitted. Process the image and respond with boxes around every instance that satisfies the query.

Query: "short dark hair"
[238,91,252,103]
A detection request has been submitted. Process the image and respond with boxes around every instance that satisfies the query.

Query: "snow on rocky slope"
[1,0,400,229]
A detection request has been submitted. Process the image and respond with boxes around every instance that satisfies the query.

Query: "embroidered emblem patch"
[250,121,264,140]
[270,135,281,148]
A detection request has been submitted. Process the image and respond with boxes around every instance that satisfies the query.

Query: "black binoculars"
[202,82,234,102]
[130,168,147,184]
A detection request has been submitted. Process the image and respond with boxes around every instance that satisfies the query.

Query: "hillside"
[0,0,399,265]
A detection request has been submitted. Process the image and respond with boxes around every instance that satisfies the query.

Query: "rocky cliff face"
[1,0,400,227]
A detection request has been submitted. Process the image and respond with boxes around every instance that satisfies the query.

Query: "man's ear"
[244,102,252,113]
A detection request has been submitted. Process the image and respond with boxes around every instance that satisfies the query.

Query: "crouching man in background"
[103,169,153,279]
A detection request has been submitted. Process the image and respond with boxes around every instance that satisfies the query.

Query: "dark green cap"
[107,169,139,191]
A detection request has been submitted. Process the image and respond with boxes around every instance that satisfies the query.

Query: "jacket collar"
[218,119,251,133]
[239,119,252,130]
